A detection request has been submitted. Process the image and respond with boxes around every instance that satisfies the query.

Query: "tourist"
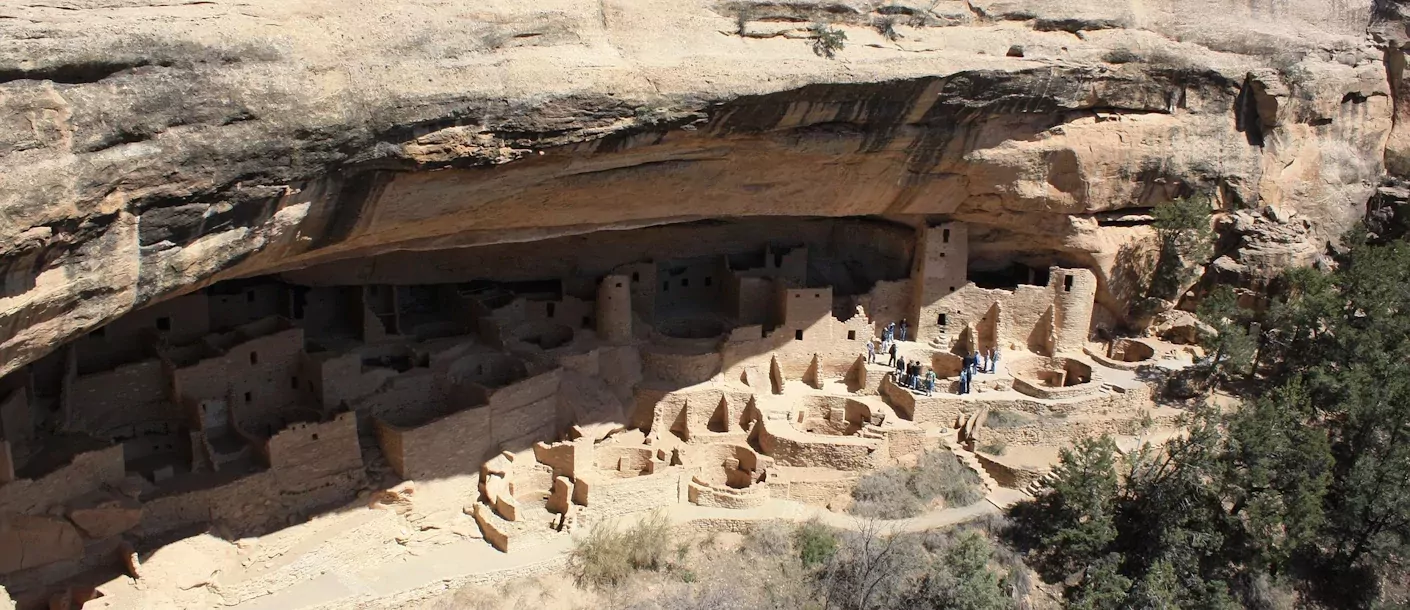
[898,318,908,341]
[970,351,981,377]
[895,356,905,379]
[909,362,921,390]
[888,342,898,366]
[962,351,974,377]
[990,347,1000,373]
[866,341,875,363]
[959,367,970,395]
[978,351,988,374]
[925,368,936,396]
[884,322,895,343]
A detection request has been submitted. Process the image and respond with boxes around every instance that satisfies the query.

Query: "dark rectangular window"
[631,272,640,282]
[615,282,623,288]
[949,286,956,293]
[681,278,689,288]
[1064,275,1073,292]
[291,376,299,390]
[156,317,171,331]
[938,313,947,326]
[244,391,252,403]
[250,352,258,365]
[795,330,804,340]
[246,290,255,303]
[547,302,556,318]
[662,281,669,292]
[847,330,856,340]
[704,276,712,287]
[943,228,950,243]
[582,316,592,327]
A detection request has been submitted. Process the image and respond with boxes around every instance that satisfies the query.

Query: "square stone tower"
[911,222,968,343]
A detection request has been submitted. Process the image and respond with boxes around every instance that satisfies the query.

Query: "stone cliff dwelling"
[0,217,1192,606]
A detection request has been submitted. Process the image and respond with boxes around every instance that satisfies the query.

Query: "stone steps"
[1021,469,1059,497]
[943,437,999,494]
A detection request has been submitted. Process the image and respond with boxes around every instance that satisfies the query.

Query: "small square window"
[1064,275,1074,292]
[583,316,592,327]
[156,317,171,331]
[847,330,856,340]
[938,313,947,326]
[250,352,258,365]
[814,293,821,298]
[939,252,946,258]
[704,276,713,287]
[246,290,255,303]
[795,330,804,340]
[312,433,319,441]
[943,228,951,243]
[547,302,556,318]
[949,286,956,293]
[681,278,689,288]
[291,376,299,390]
[244,391,252,403]
[662,281,669,292]
[631,272,640,282]
[615,282,623,288]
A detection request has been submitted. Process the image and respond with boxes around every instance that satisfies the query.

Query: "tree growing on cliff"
[1143,195,1215,312]
[1195,284,1257,381]
[811,23,847,58]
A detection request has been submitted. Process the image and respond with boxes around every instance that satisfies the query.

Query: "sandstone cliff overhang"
[0,0,1400,377]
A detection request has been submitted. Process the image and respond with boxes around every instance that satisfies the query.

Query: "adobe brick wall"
[640,349,721,385]
[172,326,305,430]
[0,445,123,515]
[66,359,170,434]
[757,418,886,471]
[580,467,684,518]
[266,412,362,489]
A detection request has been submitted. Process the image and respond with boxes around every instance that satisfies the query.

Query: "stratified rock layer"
[0,0,1401,376]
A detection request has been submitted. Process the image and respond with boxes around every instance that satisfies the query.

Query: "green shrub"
[811,23,847,58]
[568,510,674,589]
[793,520,839,567]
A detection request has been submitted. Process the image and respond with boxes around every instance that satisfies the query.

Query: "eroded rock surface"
[0,0,1401,376]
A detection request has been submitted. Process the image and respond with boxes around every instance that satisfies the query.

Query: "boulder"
[67,492,142,539]
[138,533,237,590]
[0,514,84,574]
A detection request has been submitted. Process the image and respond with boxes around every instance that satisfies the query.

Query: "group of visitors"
[880,319,909,344]
[892,356,936,396]
[957,348,1000,395]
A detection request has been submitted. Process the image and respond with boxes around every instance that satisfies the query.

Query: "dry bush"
[851,450,985,519]
[568,511,674,589]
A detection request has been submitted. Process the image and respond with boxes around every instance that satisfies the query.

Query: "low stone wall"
[772,472,858,507]
[757,418,885,471]
[688,476,769,509]
[1011,375,1102,400]
[975,453,1045,489]
[640,348,721,385]
[577,467,684,518]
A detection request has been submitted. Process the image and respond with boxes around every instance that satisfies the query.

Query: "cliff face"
[0,0,1399,377]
